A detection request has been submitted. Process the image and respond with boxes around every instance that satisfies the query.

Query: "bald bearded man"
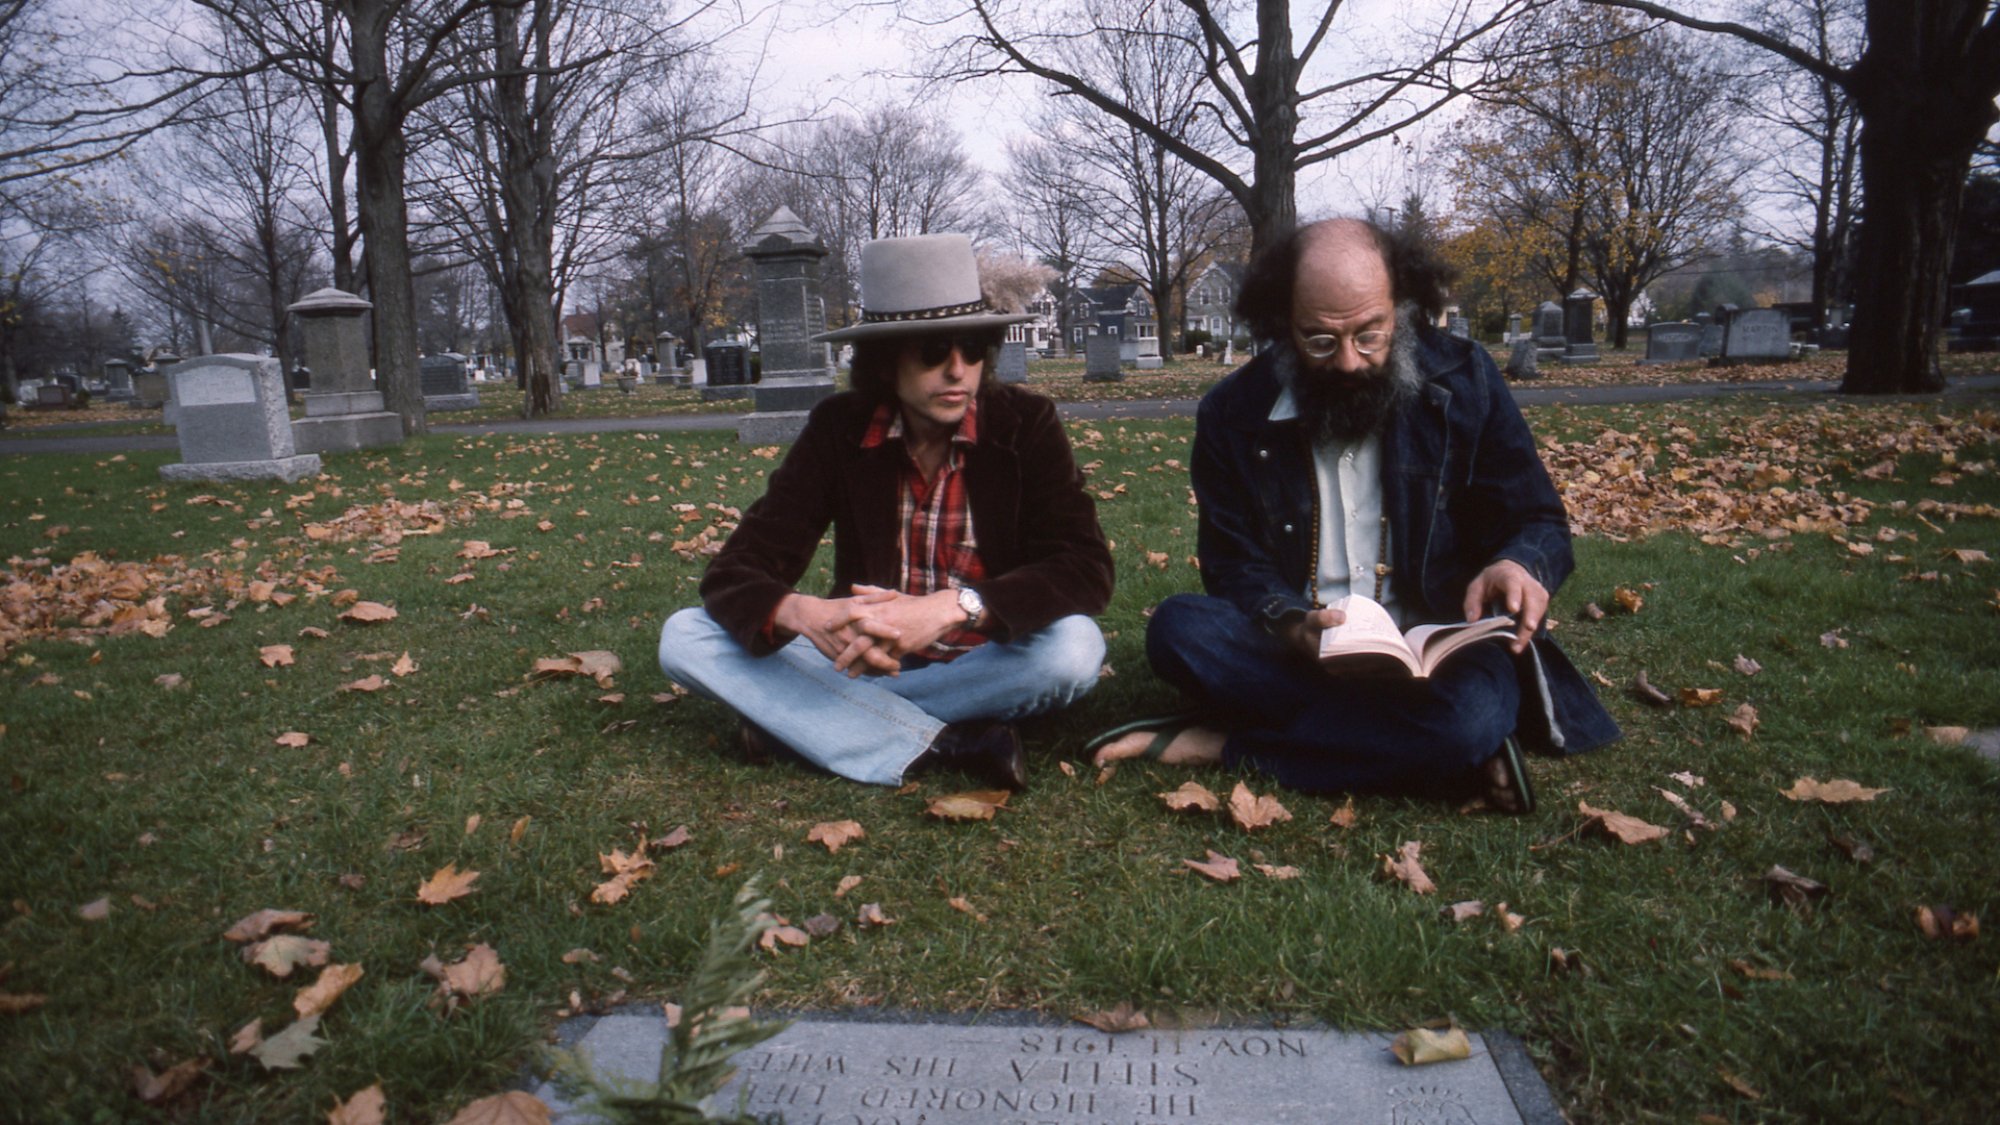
[1090,218,1619,810]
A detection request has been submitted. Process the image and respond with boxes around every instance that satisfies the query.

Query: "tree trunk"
[1840,130,1959,394]
[1245,0,1298,257]
[348,3,424,434]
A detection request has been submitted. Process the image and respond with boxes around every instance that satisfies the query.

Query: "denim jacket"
[1191,326,1621,755]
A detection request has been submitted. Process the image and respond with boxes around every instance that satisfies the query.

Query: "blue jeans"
[658,608,1106,785]
[1145,594,1519,796]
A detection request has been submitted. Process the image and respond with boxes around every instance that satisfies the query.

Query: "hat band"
[860,299,991,324]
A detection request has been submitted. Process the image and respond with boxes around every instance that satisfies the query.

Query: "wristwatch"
[955,585,985,628]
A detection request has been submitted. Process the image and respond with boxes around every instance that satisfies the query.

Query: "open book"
[1318,594,1516,678]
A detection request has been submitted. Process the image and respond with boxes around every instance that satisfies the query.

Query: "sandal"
[1084,712,1207,761]
[1487,736,1536,816]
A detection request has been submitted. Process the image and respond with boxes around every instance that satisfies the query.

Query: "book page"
[1404,614,1517,676]
[1318,595,1421,675]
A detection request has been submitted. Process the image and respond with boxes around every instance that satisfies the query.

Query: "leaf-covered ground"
[3,392,1998,1122]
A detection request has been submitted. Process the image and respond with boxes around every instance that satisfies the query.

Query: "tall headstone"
[702,341,750,400]
[1533,301,1566,363]
[1721,307,1791,363]
[1448,314,1471,340]
[1694,311,1723,357]
[996,339,1029,385]
[1642,322,1702,364]
[420,352,481,411]
[288,288,404,454]
[738,207,835,443]
[101,359,135,402]
[1507,313,1524,342]
[1135,333,1163,371]
[1505,336,1540,380]
[1562,289,1598,364]
[1084,333,1124,383]
[159,355,320,483]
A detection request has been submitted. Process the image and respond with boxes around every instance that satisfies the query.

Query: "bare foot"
[1090,724,1227,767]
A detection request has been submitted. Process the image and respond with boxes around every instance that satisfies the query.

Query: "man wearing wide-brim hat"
[658,233,1114,790]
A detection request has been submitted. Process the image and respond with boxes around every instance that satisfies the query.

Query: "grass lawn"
[3,390,1999,1122]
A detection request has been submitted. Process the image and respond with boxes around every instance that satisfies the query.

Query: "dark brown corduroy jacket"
[698,384,1114,655]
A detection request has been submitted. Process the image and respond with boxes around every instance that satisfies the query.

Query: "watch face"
[957,587,982,619]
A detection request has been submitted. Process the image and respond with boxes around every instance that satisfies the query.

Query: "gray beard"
[1283,305,1424,445]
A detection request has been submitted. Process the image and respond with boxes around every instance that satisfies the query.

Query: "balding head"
[1232,216,1455,345]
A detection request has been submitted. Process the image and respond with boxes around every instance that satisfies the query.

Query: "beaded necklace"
[1307,502,1391,608]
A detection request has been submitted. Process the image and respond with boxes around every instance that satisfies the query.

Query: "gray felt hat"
[813,233,1034,343]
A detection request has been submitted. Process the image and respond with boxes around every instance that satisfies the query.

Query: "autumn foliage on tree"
[1449,3,1743,347]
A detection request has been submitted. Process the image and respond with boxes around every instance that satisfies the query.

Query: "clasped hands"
[1279,559,1549,661]
[774,584,967,677]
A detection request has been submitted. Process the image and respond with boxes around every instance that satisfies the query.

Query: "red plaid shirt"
[860,398,988,660]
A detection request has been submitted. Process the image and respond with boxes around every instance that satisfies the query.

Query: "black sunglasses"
[912,333,997,368]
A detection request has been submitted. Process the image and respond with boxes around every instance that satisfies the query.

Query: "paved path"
[5,373,1997,456]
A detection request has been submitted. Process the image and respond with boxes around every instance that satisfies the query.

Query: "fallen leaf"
[1380,841,1436,894]
[1227,782,1292,830]
[1183,849,1241,882]
[1915,904,1980,941]
[834,875,863,898]
[423,943,505,1000]
[154,673,185,689]
[1075,1001,1151,1033]
[1158,780,1221,813]
[1389,1027,1470,1066]
[1733,654,1762,676]
[1782,777,1888,803]
[1328,796,1358,829]
[1442,900,1486,923]
[803,913,841,937]
[946,896,985,921]
[1254,863,1302,879]
[131,1056,209,1103]
[1719,1068,1763,1100]
[759,924,811,951]
[339,601,398,624]
[274,731,311,748]
[1948,548,1991,564]
[227,1017,263,1055]
[0,992,50,1014]
[251,1014,326,1070]
[242,935,331,978]
[806,820,866,852]
[512,816,535,844]
[1496,902,1526,932]
[1679,687,1723,707]
[1763,865,1829,909]
[1726,702,1760,739]
[327,1083,387,1125]
[339,674,388,693]
[560,948,600,964]
[1581,601,1606,620]
[444,1091,552,1125]
[856,903,895,928]
[650,824,689,850]
[1632,670,1672,707]
[224,908,314,942]
[1728,959,1793,981]
[416,862,480,905]
[77,897,110,921]
[1613,586,1644,614]
[1655,787,1715,830]
[1670,771,1705,788]
[1924,725,1970,746]
[1827,832,1875,864]
[925,791,1010,821]
[1819,630,1848,649]
[391,652,418,677]
[1579,801,1669,845]
[294,963,364,1017]
[259,644,295,668]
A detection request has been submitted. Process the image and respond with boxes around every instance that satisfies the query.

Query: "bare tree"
[935,0,1540,255]
[1451,5,1743,346]
[1737,0,1863,332]
[1584,0,2000,394]
[1004,136,1102,356]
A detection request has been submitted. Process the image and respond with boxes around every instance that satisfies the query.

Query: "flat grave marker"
[536,1015,1560,1124]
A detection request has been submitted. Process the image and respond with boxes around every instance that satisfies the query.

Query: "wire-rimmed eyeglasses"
[1296,329,1390,359]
